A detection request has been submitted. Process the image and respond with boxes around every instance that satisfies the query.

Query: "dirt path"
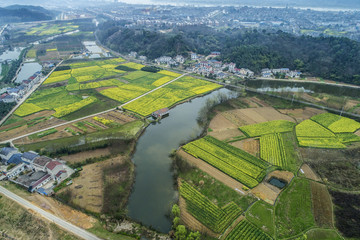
[300,164,322,182]
[178,150,247,194]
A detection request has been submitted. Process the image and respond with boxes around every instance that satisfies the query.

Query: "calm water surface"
[15,62,42,83]
[127,88,233,232]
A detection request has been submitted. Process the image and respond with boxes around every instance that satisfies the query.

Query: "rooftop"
[33,156,52,167]
[22,152,39,161]
[46,160,62,170]
[0,147,17,156]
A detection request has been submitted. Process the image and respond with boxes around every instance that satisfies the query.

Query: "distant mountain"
[153,0,360,9]
[0,5,53,24]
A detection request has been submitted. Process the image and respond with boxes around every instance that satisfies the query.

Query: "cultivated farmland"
[225,219,272,240]
[182,136,271,188]
[311,112,360,133]
[180,180,242,234]
[239,120,296,137]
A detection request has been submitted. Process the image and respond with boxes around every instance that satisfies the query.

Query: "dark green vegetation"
[141,66,160,73]
[300,147,360,191]
[0,194,80,239]
[0,5,52,24]
[330,191,360,239]
[225,219,272,240]
[98,24,360,85]
[0,102,16,120]
[102,160,134,219]
[275,178,315,239]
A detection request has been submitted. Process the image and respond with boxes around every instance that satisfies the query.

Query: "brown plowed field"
[179,196,219,238]
[221,107,295,127]
[177,150,247,193]
[310,181,333,228]
[300,164,322,182]
[230,138,259,157]
[278,107,326,123]
[58,156,125,213]
[208,113,244,140]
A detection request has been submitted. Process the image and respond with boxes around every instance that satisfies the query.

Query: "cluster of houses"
[154,55,185,66]
[128,51,147,62]
[0,71,42,103]
[261,68,302,78]
[0,147,73,196]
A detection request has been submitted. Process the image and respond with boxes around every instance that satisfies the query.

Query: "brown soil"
[23,110,54,120]
[230,138,259,157]
[251,171,294,205]
[28,194,96,229]
[222,107,295,126]
[344,99,360,111]
[300,164,322,182]
[310,181,333,228]
[58,156,125,213]
[278,107,326,123]
[178,149,247,193]
[208,113,244,141]
[355,130,360,136]
[179,195,219,238]
[60,148,112,164]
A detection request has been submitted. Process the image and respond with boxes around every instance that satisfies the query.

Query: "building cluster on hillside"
[261,68,302,78]
[154,55,185,66]
[0,147,74,196]
[0,71,42,103]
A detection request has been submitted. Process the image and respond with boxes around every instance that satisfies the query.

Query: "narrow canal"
[127,88,233,233]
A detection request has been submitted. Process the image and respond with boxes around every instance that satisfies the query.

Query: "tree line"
[97,22,360,85]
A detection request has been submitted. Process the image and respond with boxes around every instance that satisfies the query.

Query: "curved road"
[0,186,101,240]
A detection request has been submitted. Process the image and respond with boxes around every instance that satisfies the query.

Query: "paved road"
[0,59,65,127]
[0,72,188,144]
[0,186,101,240]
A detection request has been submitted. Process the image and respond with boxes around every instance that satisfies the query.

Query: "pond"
[127,88,234,233]
[268,177,287,189]
[0,47,23,62]
[15,62,42,84]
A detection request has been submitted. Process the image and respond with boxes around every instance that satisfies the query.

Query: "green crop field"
[239,120,296,137]
[225,219,272,240]
[28,128,58,140]
[311,113,360,133]
[275,178,315,239]
[180,181,242,233]
[123,76,221,116]
[182,136,271,188]
[295,119,347,148]
[260,132,299,171]
[26,22,79,36]
[246,201,275,237]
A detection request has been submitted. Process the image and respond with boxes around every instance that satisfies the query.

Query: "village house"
[46,160,64,178]
[175,55,185,64]
[6,163,26,179]
[139,55,147,62]
[129,51,137,58]
[0,147,18,163]
[32,156,52,172]
[21,151,40,165]
[28,173,52,193]
[190,52,198,60]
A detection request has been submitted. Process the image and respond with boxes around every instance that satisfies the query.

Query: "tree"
[187,231,201,240]
[175,225,187,240]
[173,216,180,228]
[172,204,180,217]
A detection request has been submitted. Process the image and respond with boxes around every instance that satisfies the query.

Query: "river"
[127,88,233,233]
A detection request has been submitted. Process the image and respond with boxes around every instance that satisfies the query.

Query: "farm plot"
[180,181,242,234]
[123,76,221,116]
[119,62,145,70]
[158,70,182,77]
[275,178,315,239]
[260,132,298,171]
[100,84,151,103]
[225,219,272,240]
[296,119,346,148]
[310,182,333,228]
[66,79,124,91]
[246,201,275,237]
[182,136,271,188]
[311,112,360,133]
[239,120,296,137]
